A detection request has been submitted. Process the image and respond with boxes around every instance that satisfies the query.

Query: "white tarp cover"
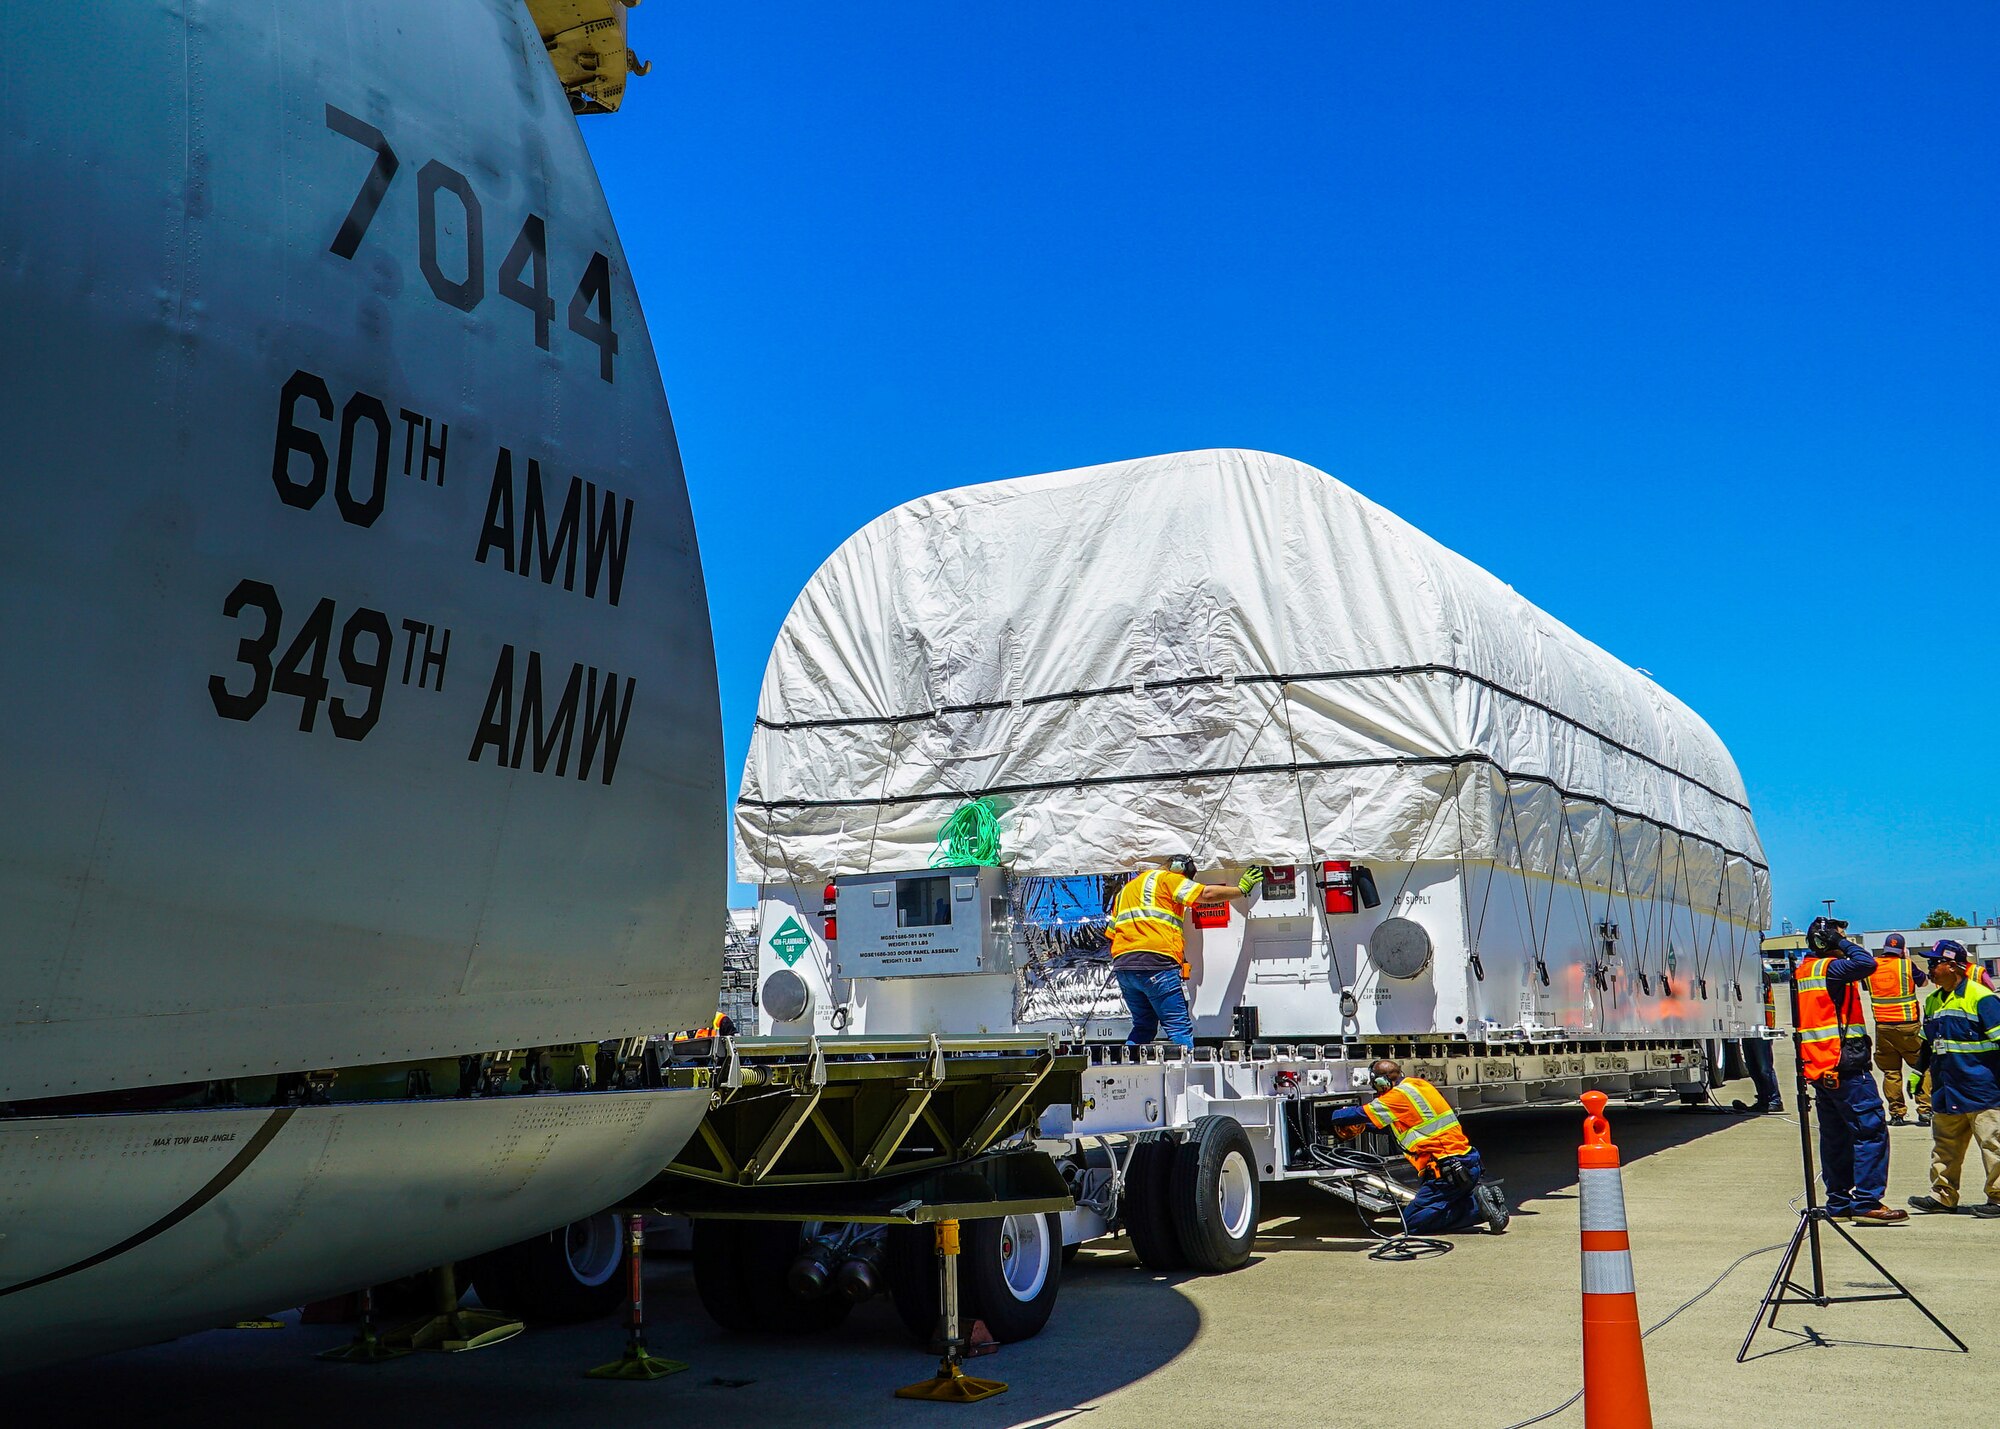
[737,450,1769,926]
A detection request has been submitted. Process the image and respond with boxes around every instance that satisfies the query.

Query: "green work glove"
[1237,867,1265,896]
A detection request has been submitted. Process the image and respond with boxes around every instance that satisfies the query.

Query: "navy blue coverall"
[1804,939,1892,1215]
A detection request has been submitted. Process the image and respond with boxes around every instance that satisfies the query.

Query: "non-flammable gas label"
[769,915,812,967]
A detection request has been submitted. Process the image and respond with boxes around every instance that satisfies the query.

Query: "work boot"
[1971,1203,2000,1221]
[1475,1181,1510,1233]
[1917,1113,1933,1127]
[1849,1206,1910,1226]
[1906,1195,1955,1214]
[1760,1101,1784,1114]
[1888,1114,1909,1126]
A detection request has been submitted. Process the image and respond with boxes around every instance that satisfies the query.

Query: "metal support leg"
[317,1283,411,1364]
[895,1219,1007,1403]
[382,1263,523,1353]
[587,1213,689,1380]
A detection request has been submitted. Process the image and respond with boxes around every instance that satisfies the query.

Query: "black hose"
[1294,1105,1455,1262]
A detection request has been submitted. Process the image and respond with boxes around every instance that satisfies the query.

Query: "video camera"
[1805,915,1850,954]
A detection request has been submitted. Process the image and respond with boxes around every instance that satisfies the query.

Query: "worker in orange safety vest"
[1868,933,1931,1126]
[1108,857,1260,1049]
[1324,1060,1510,1234]
[1797,916,1908,1225]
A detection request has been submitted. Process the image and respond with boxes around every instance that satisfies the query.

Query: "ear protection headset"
[1370,1068,1397,1091]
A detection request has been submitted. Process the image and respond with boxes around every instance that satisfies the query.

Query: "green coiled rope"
[930,797,1002,868]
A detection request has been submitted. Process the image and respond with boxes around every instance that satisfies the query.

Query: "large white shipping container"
[739,449,1767,1047]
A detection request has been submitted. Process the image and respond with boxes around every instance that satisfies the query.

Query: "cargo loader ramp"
[653,1033,1083,1189]
[632,1034,1087,1358]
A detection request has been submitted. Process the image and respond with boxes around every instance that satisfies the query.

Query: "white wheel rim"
[1217,1150,1255,1240]
[997,1214,1051,1301]
[564,1213,624,1287]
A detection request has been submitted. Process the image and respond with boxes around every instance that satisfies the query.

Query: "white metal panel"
[0,1088,708,1371]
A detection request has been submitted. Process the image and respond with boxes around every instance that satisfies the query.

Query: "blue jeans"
[1744,1037,1782,1109]
[1404,1148,1486,1234]
[1115,966,1193,1048]
[1815,1072,1889,1213]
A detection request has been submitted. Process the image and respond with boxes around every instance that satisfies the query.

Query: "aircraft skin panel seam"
[0,1108,295,1299]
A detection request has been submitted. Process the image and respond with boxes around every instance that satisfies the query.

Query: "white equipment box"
[832,865,1013,979]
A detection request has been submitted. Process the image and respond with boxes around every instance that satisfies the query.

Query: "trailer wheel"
[1169,1116,1260,1272]
[884,1222,947,1342]
[692,1220,758,1332]
[739,1221,854,1334]
[464,1210,629,1323]
[882,1169,998,1344]
[962,1212,1062,1342]
[1119,1136,1188,1271]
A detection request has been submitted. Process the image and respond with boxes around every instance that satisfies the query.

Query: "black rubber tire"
[464,1212,629,1324]
[881,1170,999,1343]
[692,1220,758,1332]
[961,1213,1062,1342]
[884,1222,950,1343]
[1119,1136,1188,1271]
[738,1221,853,1334]
[1169,1116,1261,1272]
[1061,1241,1082,1266]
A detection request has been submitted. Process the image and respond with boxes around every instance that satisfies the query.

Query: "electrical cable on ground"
[1494,1239,1788,1429]
[1291,1102,1454,1262]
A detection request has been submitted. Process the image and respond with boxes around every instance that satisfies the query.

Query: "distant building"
[1856,925,2000,984]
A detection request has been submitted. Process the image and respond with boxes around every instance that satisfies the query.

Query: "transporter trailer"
[730,449,1773,1277]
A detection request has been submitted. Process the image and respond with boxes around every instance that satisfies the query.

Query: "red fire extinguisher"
[1318,860,1356,915]
[821,883,838,942]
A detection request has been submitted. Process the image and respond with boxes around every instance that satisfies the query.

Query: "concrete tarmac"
[10,1079,1991,1428]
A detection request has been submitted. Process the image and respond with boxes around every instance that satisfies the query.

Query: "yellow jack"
[383,1264,523,1353]
[894,1219,1007,1404]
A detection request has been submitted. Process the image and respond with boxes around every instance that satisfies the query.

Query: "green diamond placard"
[768,914,812,967]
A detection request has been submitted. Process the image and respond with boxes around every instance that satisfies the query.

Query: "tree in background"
[1919,909,1970,929]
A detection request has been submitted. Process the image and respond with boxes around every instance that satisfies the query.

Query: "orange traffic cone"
[1578,1090,1652,1429]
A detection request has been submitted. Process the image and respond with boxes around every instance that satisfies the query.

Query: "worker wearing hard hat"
[1868,933,1932,1126]
[1325,1060,1510,1233]
[1797,917,1907,1224]
[1108,857,1261,1049]
[1906,940,2000,1218]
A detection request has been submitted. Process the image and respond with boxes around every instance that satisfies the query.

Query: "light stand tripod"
[1737,954,1967,1361]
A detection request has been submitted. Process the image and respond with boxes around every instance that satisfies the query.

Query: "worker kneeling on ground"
[1906,940,2000,1218]
[1109,857,1259,1049]
[1326,1060,1510,1234]
[1797,916,1908,1224]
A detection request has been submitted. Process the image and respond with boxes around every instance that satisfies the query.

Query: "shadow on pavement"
[6,1248,1203,1429]
[1247,1098,1764,1247]
[1474,1098,1760,1208]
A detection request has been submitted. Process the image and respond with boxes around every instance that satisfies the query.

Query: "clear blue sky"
[583,3,2000,931]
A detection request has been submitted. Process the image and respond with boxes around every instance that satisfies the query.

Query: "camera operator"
[1797,916,1909,1224]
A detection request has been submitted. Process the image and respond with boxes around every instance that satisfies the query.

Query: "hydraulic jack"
[586,1213,688,1380]
[895,1219,1006,1404]
[316,1284,411,1364]
[383,1263,522,1353]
